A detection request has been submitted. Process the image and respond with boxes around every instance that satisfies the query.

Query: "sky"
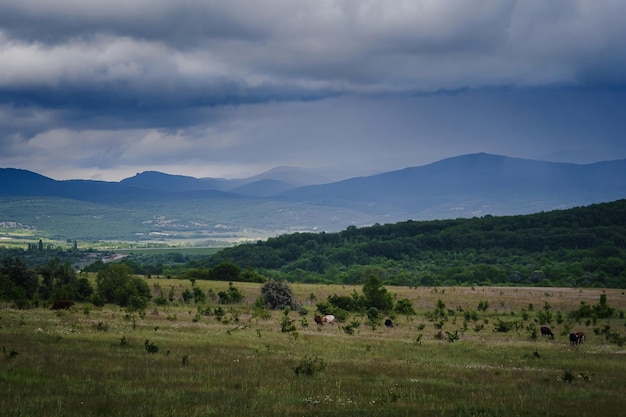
[1,0,625,182]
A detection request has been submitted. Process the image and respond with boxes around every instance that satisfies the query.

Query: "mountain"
[277,153,626,218]
[120,171,229,192]
[1,153,626,241]
[228,179,297,197]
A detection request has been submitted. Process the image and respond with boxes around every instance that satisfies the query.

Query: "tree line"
[194,199,626,287]
[1,199,625,302]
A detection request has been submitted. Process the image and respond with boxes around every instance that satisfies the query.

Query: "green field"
[2,282,626,416]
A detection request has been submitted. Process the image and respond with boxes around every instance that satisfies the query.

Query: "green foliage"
[493,319,515,333]
[362,275,393,312]
[294,354,326,377]
[209,262,241,281]
[570,294,616,321]
[203,200,626,288]
[477,300,489,312]
[394,298,416,315]
[95,263,151,309]
[0,256,38,301]
[280,308,297,333]
[342,319,361,335]
[218,282,243,304]
[446,330,460,343]
[327,291,363,312]
[366,307,383,330]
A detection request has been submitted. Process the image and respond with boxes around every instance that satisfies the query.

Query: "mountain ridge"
[1,153,625,241]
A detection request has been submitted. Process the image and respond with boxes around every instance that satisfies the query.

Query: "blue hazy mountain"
[277,153,626,218]
[2,153,625,222]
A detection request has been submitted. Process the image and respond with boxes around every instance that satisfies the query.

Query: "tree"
[210,262,241,281]
[38,258,84,300]
[96,263,151,309]
[0,257,38,300]
[362,275,393,312]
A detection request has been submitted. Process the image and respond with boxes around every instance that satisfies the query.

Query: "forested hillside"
[197,200,626,288]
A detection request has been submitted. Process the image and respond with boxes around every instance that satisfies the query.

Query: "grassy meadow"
[2,281,626,416]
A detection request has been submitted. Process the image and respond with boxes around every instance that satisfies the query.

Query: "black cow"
[576,331,585,344]
[384,319,394,328]
[570,332,585,345]
[540,326,554,338]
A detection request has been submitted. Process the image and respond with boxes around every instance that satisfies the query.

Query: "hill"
[277,153,626,218]
[1,153,626,242]
[199,199,626,288]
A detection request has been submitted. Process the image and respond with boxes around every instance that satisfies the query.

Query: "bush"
[395,298,416,315]
[294,354,326,376]
[96,264,151,309]
[260,280,300,310]
[218,282,244,304]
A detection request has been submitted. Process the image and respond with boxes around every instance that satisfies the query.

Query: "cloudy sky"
[1,0,625,182]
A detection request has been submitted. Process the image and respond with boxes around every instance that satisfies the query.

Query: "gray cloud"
[0,0,625,181]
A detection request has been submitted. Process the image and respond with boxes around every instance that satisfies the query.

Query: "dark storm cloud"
[0,0,625,180]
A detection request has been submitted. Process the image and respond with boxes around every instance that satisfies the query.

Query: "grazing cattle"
[314,315,323,325]
[384,319,394,328]
[540,326,554,338]
[321,315,335,324]
[570,332,585,345]
[51,300,74,310]
[576,331,585,344]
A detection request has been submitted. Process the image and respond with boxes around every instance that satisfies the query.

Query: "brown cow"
[314,314,335,325]
[576,331,585,344]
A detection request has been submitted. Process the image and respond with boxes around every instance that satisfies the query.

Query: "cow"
[51,300,74,310]
[570,332,585,345]
[540,326,554,338]
[384,319,394,328]
[314,314,335,325]
[576,331,585,344]
[322,315,335,324]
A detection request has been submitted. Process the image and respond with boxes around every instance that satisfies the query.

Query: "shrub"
[260,280,300,310]
[218,282,244,304]
[144,340,158,354]
[395,298,416,315]
[366,307,382,330]
[342,319,361,335]
[280,308,297,333]
[493,320,514,333]
[446,330,460,343]
[294,354,326,376]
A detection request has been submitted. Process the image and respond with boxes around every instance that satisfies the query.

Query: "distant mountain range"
[1,153,625,241]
